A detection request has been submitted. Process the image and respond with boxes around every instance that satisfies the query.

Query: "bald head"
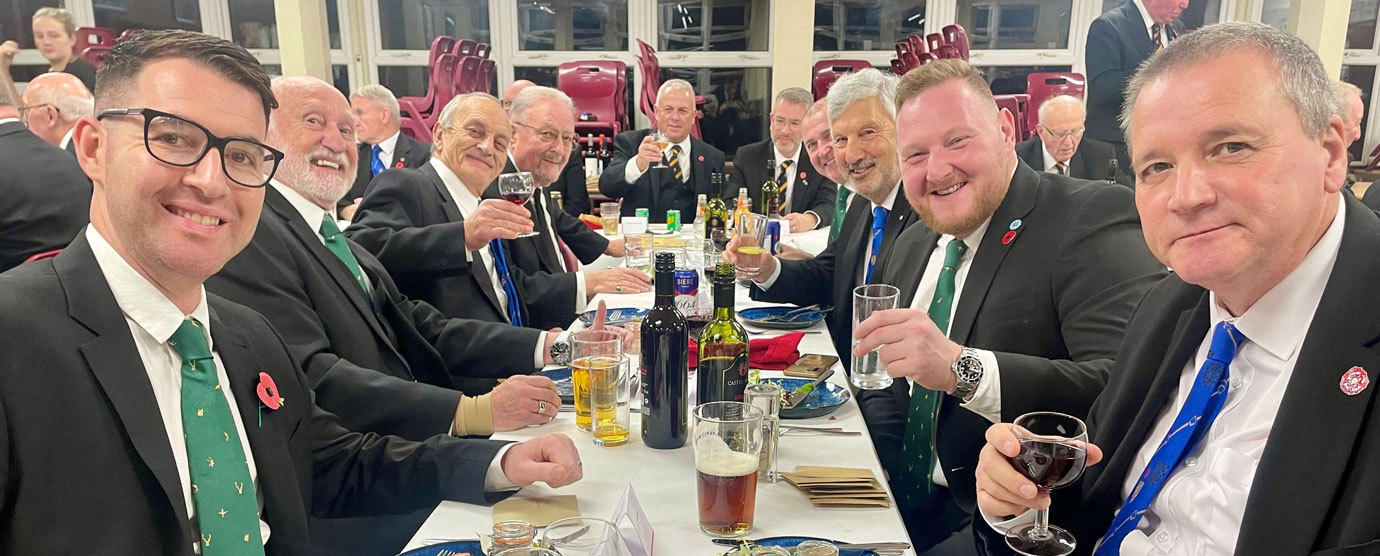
[20,71,93,147]
[268,76,359,208]
[503,79,535,113]
[1035,95,1086,164]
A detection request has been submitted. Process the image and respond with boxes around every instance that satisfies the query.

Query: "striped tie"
[668,145,684,182]
[1054,161,1066,176]
[1152,24,1164,53]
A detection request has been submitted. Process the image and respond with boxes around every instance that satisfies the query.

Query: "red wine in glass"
[502,190,533,205]
[1004,412,1088,556]
[1010,439,1086,489]
[497,171,539,238]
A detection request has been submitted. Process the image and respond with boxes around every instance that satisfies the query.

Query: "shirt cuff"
[483,443,521,492]
[573,272,588,313]
[534,330,550,368]
[452,394,496,437]
[624,158,646,184]
[754,257,784,289]
[804,211,822,230]
[958,349,1003,423]
[979,504,1034,535]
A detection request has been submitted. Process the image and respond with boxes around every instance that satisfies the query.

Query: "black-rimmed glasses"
[513,121,579,148]
[96,108,284,188]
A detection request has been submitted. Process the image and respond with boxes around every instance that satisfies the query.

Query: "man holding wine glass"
[975,22,1380,556]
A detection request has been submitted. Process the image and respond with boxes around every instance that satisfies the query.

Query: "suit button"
[1156,531,1170,543]
[1185,456,1198,468]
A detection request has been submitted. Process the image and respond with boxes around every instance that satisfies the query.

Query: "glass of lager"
[571,329,622,433]
[693,401,764,537]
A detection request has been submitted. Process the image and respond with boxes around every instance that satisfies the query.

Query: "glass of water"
[851,284,900,390]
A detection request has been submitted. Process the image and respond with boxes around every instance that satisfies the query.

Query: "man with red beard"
[849,59,1165,554]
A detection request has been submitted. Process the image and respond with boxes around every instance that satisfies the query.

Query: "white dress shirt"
[623,133,693,184]
[508,152,575,272]
[756,181,899,290]
[0,117,18,125]
[987,195,1346,555]
[59,126,75,151]
[1042,142,1068,175]
[1133,0,1171,48]
[86,225,272,551]
[371,131,401,168]
[270,181,372,296]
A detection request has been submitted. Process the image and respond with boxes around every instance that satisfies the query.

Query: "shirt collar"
[872,180,901,212]
[1208,194,1346,361]
[667,135,692,156]
[774,143,802,166]
[377,131,401,156]
[85,224,213,346]
[1042,141,1066,169]
[429,157,481,217]
[0,118,18,125]
[1133,0,1158,34]
[269,179,335,234]
[60,127,76,150]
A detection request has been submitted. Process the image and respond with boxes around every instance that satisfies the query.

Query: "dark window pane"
[1261,0,1289,30]
[1347,0,1378,50]
[378,66,430,98]
[1,0,61,48]
[976,65,1071,95]
[1342,65,1374,163]
[659,0,768,52]
[230,0,343,50]
[379,0,489,51]
[813,1,924,51]
[659,67,771,158]
[94,0,202,35]
[517,0,627,51]
[959,0,1071,50]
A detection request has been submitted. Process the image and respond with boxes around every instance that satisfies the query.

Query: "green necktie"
[829,188,851,243]
[894,238,968,507]
[168,318,266,555]
[319,214,369,292]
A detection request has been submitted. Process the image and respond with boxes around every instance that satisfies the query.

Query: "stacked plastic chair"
[395,36,463,142]
[74,26,116,69]
[558,61,628,138]
[812,59,872,100]
[1024,72,1086,134]
[889,25,972,76]
[634,39,704,140]
[993,94,1032,140]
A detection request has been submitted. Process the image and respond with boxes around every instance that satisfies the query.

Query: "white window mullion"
[68,0,95,27]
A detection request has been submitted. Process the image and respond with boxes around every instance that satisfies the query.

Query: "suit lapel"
[793,153,822,212]
[1124,3,1155,61]
[1069,145,1090,179]
[425,164,465,224]
[837,198,873,290]
[1024,138,1047,172]
[690,138,712,193]
[949,165,1039,343]
[1236,199,1380,554]
[889,226,940,308]
[56,237,192,539]
[532,189,564,273]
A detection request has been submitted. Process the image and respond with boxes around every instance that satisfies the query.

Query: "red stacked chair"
[812,59,872,100]
[908,34,925,57]
[117,29,143,42]
[559,61,627,138]
[80,46,112,68]
[397,51,460,143]
[936,44,958,59]
[889,25,971,75]
[1025,72,1086,134]
[429,36,456,67]
[994,94,1031,140]
[943,24,971,60]
[75,27,115,49]
[455,39,478,57]
[475,43,491,59]
[454,55,482,94]
[475,59,495,94]
[926,33,945,52]
[635,39,660,125]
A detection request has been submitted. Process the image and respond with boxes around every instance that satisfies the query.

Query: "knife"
[785,369,834,409]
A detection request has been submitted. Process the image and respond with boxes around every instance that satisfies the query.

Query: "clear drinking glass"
[850,284,900,390]
[601,201,622,235]
[1004,412,1089,556]
[744,382,783,483]
[693,401,765,537]
[622,217,652,276]
[571,329,622,432]
[493,548,562,556]
[733,213,769,274]
[590,355,631,447]
[497,171,540,238]
[540,517,631,556]
[651,130,671,168]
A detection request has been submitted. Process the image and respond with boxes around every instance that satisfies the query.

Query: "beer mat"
[783,354,839,379]
[791,466,875,478]
[807,498,892,508]
[781,475,879,486]
[492,495,580,527]
[791,481,885,491]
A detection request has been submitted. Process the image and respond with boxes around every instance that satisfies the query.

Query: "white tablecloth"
[584,227,832,271]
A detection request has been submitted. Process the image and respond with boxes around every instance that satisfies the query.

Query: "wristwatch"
[951,347,984,401]
[549,329,573,366]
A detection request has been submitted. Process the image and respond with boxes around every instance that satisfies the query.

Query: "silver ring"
[615,286,623,292]
[538,401,548,414]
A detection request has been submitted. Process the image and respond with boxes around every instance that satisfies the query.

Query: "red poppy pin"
[256,372,283,426]
[799,171,807,180]
[1001,230,1017,245]
[394,158,406,169]
[697,155,705,162]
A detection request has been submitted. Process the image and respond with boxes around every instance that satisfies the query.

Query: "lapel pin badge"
[394,159,405,168]
[698,155,705,162]
[1009,219,1023,230]
[800,171,808,180]
[1341,366,1370,396]
[1001,230,1017,245]
[256,371,283,427]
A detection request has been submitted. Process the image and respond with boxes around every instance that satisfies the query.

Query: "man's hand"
[464,199,535,251]
[337,198,362,222]
[585,268,650,297]
[724,233,777,281]
[976,423,1103,517]
[781,212,819,233]
[634,135,663,172]
[541,327,563,365]
[0,41,18,70]
[852,308,964,393]
[501,433,584,488]
[775,242,812,261]
[603,237,626,258]
[489,375,562,431]
[588,299,635,346]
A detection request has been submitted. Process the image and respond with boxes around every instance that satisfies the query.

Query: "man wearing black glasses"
[1014,95,1125,185]
[0,30,583,556]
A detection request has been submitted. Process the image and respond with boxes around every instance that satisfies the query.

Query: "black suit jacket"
[751,184,918,365]
[0,235,509,556]
[554,152,593,216]
[208,187,545,438]
[1085,2,1184,145]
[1015,136,1124,185]
[598,128,726,222]
[483,158,610,275]
[860,163,1165,524]
[1362,186,1380,212]
[976,195,1380,556]
[0,121,91,271]
[347,163,578,329]
[343,132,432,208]
[725,139,838,228]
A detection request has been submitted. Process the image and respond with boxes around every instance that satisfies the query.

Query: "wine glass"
[497,171,540,238]
[651,130,670,168]
[1004,412,1089,556]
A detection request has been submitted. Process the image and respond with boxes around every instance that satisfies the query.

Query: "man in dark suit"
[850,60,1165,555]
[726,87,837,232]
[1014,94,1123,185]
[18,70,91,154]
[340,84,431,220]
[599,79,726,222]
[348,92,649,328]
[0,85,90,271]
[976,23,1380,556]
[728,69,919,366]
[0,29,583,556]
[1086,0,1187,171]
[483,86,625,275]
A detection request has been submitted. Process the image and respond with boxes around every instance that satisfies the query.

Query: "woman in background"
[0,8,97,104]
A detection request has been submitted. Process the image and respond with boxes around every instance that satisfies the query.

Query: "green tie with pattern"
[319,214,369,292]
[894,238,968,507]
[829,188,851,243]
[169,318,265,555]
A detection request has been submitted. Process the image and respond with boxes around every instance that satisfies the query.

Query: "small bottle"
[550,190,564,211]
[706,174,729,250]
[583,134,598,178]
[733,188,751,236]
[598,134,611,173]
[492,520,536,549]
[697,262,750,403]
[693,193,708,239]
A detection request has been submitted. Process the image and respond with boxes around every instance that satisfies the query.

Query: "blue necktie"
[864,206,888,284]
[1094,322,1247,555]
[489,239,524,327]
[370,144,385,176]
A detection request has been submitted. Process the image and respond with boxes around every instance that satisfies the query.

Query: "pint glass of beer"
[693,401,765,537]
[571,329,623,432]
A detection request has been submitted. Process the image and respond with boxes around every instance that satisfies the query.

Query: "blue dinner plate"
[762,378,851,419]
[536,367,573,404]
[738,307,827,330]
[578,307,649,327]
[726,536,878,556]
[397,539,485,556]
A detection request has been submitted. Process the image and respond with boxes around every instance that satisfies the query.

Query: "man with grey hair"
[600,78,725,221]
[1336,80,1364,148]
[726,86,837,232]
[727,68,918,368]
[343,83,431,219]
[1086,0,1188,172]
[1015,94,1122,184]
[976,22,1380,555]
[484,85,626,275]
[18,71,92,154]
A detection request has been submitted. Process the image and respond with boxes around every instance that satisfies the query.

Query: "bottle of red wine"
[641,251,689,449]
[697,262,749,403]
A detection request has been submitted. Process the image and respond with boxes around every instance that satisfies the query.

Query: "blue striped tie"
[371,144,385,176]
[865,206,888,284]
[489,239,524,327]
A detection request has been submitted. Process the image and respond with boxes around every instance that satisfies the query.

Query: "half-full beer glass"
[693,401,764,537]
[571,329,622,432]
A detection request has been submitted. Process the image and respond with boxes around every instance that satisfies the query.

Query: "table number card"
[609,483,655,556]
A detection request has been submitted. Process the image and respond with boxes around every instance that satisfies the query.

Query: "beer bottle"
[697,262,750,403]
[642,251,689,449]
[760,159,781,218]
[706,173,729,250]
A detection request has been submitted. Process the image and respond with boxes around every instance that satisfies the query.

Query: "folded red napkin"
[689,331,805,371]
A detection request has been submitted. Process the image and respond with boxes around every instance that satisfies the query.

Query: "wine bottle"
[697,262,750,403]
[706,173,729,250]
[642,251,689,449]
[761,159,781,217]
